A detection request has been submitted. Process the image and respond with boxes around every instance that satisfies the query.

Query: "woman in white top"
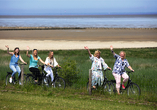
[44,51,61,85]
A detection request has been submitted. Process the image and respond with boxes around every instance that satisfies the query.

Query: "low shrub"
[58,58,80,86]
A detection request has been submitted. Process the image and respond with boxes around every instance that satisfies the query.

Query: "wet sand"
[0,29,157,50]
[0,29,157,41]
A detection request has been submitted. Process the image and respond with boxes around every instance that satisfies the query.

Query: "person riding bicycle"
[44,51,61,86]
[110,45,134,95]
[84,46,111,89]
[26,46,46,84]
[5,45,27,84]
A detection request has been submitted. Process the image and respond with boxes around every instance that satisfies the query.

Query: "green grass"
[0,48,157,109]
[0,86,156,110]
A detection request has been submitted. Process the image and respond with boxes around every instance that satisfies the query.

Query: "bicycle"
[87,69,115,94]
[111,71,141,96]
[26,65,47,86]
[26,65,66,90]
[47,67,66,90]
[6,63,27,85]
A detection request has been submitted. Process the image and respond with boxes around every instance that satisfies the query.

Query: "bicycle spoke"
[6,74,13,86]
[127,83,141,97]
[54,77,65,89]
[103,82,115,95]
[26,75,35,85]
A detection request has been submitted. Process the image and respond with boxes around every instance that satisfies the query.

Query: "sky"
[0,0,157,15]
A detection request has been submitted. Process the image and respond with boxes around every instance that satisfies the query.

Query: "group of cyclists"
[5,45,60,86]
[5,45,134,95]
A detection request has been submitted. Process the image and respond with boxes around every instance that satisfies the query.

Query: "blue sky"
[0,0,157,15]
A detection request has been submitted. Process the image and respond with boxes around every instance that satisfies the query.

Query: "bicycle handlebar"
[35,64,47,68]
[104,68,111,72]
[15,63,27,65]
[52,67,62,69]
[126,70,134,73]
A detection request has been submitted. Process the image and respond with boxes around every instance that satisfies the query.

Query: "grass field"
[0,48,157,109]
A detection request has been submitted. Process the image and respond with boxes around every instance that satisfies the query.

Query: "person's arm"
[5,45,14,55]
[126,60,134,72]
[84,46,92,57]
[53,58,61,67]
[19,55,27,64]
[110,45,115,56]
[26,46,30,58]
[39,58,46,65]
[128,66,134,72]
[101,59,112,70]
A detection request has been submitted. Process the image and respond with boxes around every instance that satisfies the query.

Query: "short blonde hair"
[94,50,101,57]
[119,51,126,59]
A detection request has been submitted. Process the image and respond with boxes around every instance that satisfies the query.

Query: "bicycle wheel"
[127,83,141,96]
[26,75,35,85]
[86,81,95,92]
[103,82,115,95]
[54,77,65,89]
[41,76,49,87]
[6,73,13,86]
[87,81,89,91]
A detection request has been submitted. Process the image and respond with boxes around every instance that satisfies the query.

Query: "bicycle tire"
[127,83,141,96]
[54,77,65,89]
[87,81,89,91]
[86,81,95,92]
[103,82,115,94]
[26,75,35,85]
[6,73,13,85]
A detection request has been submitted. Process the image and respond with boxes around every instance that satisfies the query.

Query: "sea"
[0,15,157,28]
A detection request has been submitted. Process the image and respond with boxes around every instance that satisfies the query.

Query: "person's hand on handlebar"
[107,67,112,70]
[58,65,61,68]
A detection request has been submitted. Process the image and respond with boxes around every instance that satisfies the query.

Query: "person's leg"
[15,65,21,85]
[112,73,121,94]
[9,65,17,77]
[44,68,51,77]
[49,68,54,82]
[122,72,129,87]
[44,67,53,84]
[9,65,17,83]
[15,65,21,78]
[35,68,41,83]
[29,68,38,83]
[92,71,97,88]
[100,71,104,86]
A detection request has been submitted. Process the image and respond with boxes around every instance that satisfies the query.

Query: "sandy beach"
[0,29,157,50]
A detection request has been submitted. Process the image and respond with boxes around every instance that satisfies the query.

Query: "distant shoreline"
[0,27,157,30]
[0,14,157,18]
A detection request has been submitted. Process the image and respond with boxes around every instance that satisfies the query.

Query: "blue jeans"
[9,65,21,77]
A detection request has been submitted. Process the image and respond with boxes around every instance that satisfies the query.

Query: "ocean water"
[0,15,157,28]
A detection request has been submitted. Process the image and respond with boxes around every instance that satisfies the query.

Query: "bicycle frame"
[52,67,59,82]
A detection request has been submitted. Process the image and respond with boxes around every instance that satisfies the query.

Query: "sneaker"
[9,77,12,83]
[122,85,125,89]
